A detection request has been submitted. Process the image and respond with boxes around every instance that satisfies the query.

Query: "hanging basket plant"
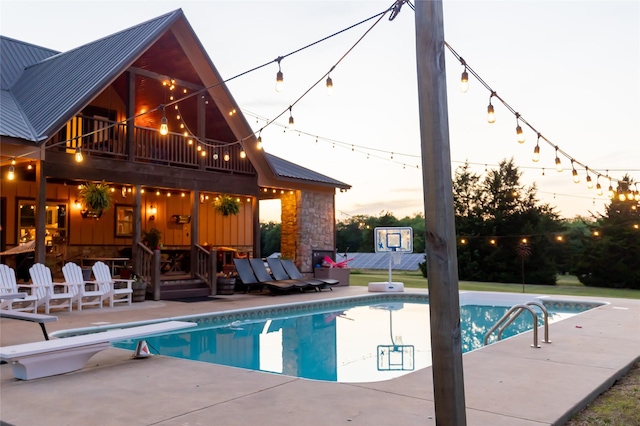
[213,194,241,216]
[78,181,112,217]
[141,228,162,250]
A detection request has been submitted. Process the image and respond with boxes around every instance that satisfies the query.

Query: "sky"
[1,1,638,223]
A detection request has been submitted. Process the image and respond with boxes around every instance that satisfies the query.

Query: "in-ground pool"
[62,292,603,383]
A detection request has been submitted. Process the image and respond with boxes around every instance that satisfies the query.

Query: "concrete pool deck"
[1,286,638,425]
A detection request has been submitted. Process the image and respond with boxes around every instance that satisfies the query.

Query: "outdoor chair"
[91,261,133,307]
[248,258,307,293]
[0,264,38,313]
[234,258,296,294]
[62,262,109,310]
[28,263,75,314]
[266,258,323,291]
[280,259,339,291]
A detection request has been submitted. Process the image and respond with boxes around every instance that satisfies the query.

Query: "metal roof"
[264,152,351,189]
[2,10,182,142]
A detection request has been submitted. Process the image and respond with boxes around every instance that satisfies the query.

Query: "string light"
[596,177,603,196]
[555,147,563,172]
[256,132,263,150]
[326,75,333,96]
[7,165,15,180]
[460,65,469,93]
[240,149,246,159]
[288,106,294,130]
[585,167,594,189]
[515,114,525,143]
[608,177,615,199]
[487,92,496,123]
[571,160,580,183]
[275,57,284,92]
[223,152,230,162]
[74,147,83,163]
[159,107,169,135]
[532,134,541,162]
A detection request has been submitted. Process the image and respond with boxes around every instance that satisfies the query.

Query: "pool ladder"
[484,301,551,348]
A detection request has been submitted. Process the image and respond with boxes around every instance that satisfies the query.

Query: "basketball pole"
[414,0,467,424]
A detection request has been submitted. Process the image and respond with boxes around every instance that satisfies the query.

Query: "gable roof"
[264,152,350,189]
[1,10,182,142]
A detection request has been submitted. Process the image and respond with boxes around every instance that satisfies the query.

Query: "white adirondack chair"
[91,261,133,307]
[61,262,109,310]
[28,263,74,314]
[0,264,38,313]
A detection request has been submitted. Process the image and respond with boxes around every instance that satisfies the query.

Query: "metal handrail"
[484,304,541,348]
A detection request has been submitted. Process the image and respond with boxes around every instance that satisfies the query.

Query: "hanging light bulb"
[75,147,83,163]
[10,158,16,165]
[460,67,469,93]
[532,134,541,162]
[159,107,169,135]
[586,170,594,189]
[27,162,33,170]
[608,182,615,199]
[7,165,15,181]
[596,179,603,196]
[223,152,230,162]
[288,107,294,130]
[515,114,525,143]
[326,75,333,96]
[618,190,626,202]
[555,148,563,172]
[256,133,263,150]
[571,161,580,183]
[275,58,284,92]
[240,149,246,159]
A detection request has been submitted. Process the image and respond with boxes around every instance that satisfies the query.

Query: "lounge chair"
[28,263,75,314]
[233,258,296,294]
[62,262,110,310]
[0,264,38,313]
[266,258,323,291]
[91,261,133,307]
[249,258,309,292]
[280,259,339,291]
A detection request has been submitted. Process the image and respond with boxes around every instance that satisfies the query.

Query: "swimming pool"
[60,292,596,383]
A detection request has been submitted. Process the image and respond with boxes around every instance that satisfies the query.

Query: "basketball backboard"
[374,227,413,253]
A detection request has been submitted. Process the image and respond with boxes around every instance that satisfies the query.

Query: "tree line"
[261,158,639,289]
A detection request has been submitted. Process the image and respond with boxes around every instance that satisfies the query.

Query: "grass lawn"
[347,269,640,300]
[347,268,640,424]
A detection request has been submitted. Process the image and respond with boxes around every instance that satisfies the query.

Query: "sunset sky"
[2,1,638,223]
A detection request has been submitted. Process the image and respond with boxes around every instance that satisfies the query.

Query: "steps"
[147,277,211,300]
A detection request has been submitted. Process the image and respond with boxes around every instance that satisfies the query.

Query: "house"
[0,9,350,299]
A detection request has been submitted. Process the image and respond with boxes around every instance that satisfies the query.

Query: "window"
[18,201,67,249]
[115,205,134,237]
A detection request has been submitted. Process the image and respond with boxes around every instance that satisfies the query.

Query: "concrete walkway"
[1,287,638,425]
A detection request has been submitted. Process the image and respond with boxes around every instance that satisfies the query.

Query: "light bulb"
[256,135,263,150]
[159,116,168,135]
[487,104,495,123]
[555,155,563,172]
[326,76,333,96]
[572,168,580,183]
[586,174,593,189]
[460,70,469,93]
[240,150,246,159]
[224,153,230,162]
[75,147,83,163]
[596,182,603,196]
[275,70,284,92]
[618,191,626,202]
[8,165,15,181]
[608,185,615,198]
[288,112,295,130]
[516,125,525,143]
[532,145,540,162]
[213,153,219,160]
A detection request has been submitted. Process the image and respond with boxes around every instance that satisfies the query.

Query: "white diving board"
[0,320,196,380]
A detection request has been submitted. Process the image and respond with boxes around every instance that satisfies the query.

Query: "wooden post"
[34,159,46,264]
[414,1,467,424]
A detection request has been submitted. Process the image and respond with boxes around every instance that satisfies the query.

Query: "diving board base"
[368,282,404,292]
[5,342,110,380]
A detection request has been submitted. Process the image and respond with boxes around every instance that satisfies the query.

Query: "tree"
[260,221,281,257]
[451,159,564,285]
[575,176,640,289]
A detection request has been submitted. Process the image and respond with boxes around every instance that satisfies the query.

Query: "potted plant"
[213,194,240,216]
[79,181,112,218]
[142,228,162,250]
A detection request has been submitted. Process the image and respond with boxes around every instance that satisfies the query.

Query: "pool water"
[110,295,599,383]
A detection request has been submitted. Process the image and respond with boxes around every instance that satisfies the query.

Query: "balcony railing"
[47,115,256,175]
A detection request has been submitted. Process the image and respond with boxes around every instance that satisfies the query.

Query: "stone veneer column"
[280,190,335,274]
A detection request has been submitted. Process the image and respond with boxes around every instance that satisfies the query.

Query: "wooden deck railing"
[195,244,216,295]
[47,116,256,175]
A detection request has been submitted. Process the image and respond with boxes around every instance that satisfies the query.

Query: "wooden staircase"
[147,277,211,300]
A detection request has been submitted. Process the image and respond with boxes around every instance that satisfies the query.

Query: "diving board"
[0,320,196,380]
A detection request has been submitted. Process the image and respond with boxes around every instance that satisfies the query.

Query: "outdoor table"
[81,257,129,276]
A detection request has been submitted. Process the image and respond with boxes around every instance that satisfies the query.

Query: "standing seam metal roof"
[264,152,350,189]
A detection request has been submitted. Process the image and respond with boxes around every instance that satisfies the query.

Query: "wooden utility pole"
[414,1,467,424]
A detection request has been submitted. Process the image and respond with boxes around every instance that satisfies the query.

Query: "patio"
[1,286,638,425]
